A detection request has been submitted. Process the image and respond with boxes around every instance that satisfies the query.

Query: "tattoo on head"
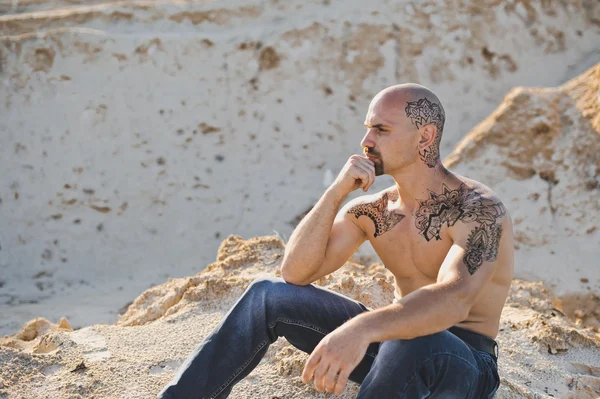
[413,183,505,274]
[405,97,445,168]
[347,191,405,238]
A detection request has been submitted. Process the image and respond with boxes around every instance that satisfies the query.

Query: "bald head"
[370,83,446,168]
[374,84,445,132]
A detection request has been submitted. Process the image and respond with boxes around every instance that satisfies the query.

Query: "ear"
[418,124,437,150]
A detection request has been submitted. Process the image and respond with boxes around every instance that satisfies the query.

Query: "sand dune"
[1,0,599,338]
[0,234,599,398]
[1,1,599,397]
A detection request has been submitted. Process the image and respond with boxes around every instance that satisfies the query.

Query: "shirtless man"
[158,84,514,399]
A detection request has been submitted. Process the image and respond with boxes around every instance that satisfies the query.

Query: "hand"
[301,323,371,396]
[331,155,376,195]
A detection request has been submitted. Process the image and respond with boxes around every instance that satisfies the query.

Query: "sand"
[0,235,598,398]
[1,0,600,335]
[1,0,599,398]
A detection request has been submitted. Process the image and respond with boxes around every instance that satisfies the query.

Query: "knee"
[244,275,310,313]
[243,275,291,305]
[247,275,286,292]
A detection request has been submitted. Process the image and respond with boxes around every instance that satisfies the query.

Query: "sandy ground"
[0,235,599,398]
[1,0,600,336]
[0,1,599,398]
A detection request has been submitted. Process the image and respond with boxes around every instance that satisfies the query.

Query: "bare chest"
[357,208,453,280]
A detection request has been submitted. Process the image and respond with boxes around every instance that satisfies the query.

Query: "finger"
[313,359,330,392]
[367,165,376,191]
[301,351,321,384]
[359,158,376,186]
[352,154,371,163]
[349,163,369,191]
[352,163,372,192]
[356,158,376,190]
[360,155,376,168]
[355,156,375,172]
[334,368,351,396]
[323,363,340,394]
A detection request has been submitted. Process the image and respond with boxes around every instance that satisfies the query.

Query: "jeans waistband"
[448,326,499,361]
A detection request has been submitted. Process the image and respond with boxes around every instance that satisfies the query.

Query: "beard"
[364,147,385,176]
[369,152,385,175]
[374,161,384,176]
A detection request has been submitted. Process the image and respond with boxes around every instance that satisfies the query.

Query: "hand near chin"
[301,324,370,396]
[331,155,376,195]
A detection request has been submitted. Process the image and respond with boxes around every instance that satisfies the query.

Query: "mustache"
[363,147,380,157]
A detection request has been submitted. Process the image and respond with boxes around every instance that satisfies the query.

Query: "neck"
[388,159,451,209]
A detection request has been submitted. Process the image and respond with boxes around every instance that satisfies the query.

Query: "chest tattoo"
[414,184,505,240]
[414,184,506,275]
[347,191,405,238]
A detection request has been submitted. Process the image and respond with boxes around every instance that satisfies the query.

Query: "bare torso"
[349,175,514,339]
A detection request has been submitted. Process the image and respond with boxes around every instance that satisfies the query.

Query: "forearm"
[346,283,469,342]
[280,186,348,283]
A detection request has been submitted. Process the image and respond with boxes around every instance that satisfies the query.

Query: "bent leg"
[157,276,378,399]
[356,330,496,399]
[264,278,380,385]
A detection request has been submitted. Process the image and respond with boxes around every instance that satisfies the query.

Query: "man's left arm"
[346,217,505,342]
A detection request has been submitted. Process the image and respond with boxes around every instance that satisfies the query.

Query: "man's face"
[361,95,419,176]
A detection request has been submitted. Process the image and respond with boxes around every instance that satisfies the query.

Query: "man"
[158,83,513,398]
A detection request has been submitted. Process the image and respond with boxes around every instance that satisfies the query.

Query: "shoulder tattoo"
[463,223,503,274]
[413,183,505,274]
[347,191,405,238]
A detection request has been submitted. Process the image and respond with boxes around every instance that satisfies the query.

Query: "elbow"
[281,275,311,287]
[283,278,311,287]
[280,265,311,286]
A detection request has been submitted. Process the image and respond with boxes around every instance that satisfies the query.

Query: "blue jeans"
[157,275,500,398]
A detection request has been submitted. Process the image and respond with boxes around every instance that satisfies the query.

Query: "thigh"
[251,276,380,373]
[255,276,370,335]
[357,330,489,399]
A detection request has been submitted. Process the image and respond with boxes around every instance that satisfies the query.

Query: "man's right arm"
[280,186,367,286]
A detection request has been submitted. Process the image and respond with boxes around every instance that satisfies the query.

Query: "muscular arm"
[344,276,473,342]
[280,186,352,285]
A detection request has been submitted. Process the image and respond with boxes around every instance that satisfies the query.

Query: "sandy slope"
[446,62,600,297]
[1,0,600,336]
[0,235,599,399]
[0,2,599,398]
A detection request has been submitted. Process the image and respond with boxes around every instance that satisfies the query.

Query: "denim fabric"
[157,275,500,399]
